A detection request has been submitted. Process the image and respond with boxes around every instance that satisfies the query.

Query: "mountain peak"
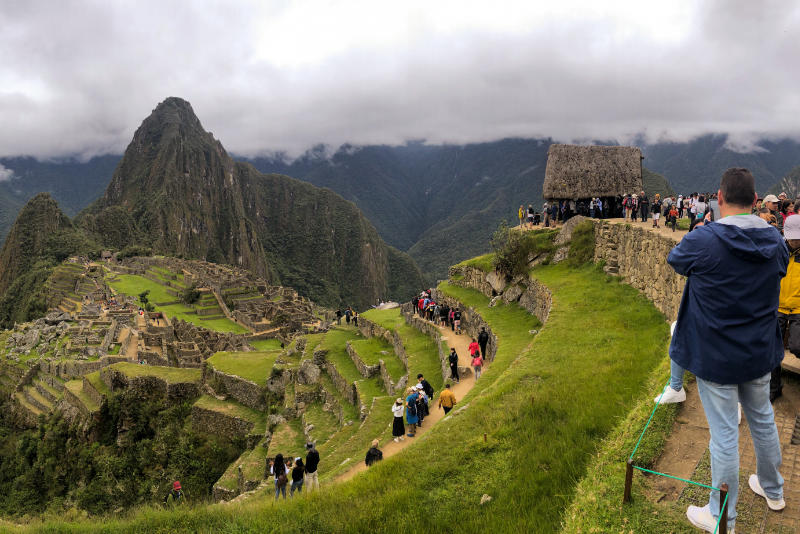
[137,96,207,141]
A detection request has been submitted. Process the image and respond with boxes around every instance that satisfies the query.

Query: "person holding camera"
[669,168,786,533]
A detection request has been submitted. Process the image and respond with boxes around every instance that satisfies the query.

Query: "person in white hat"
[763,194,782,232]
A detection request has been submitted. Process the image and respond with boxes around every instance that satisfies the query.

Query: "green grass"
[248,339,283,351]
[107,275,247,333]
[12,263,669,534]
[362,308,444,392]
[63,380,100,413]
[318,372,359,423]
[303,402,341,447]
[216,438,271,491]
[206,351,279,387]
[453,252,495,273]
[267,419,307,460]
[349,337,406,383]
[319,327,363,384]
[84,371,111,397]
[193,395,267,435]
[677,217,691,230]
[107,362,201,384]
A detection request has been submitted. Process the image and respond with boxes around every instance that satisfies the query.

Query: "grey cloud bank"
[1,0,799,160]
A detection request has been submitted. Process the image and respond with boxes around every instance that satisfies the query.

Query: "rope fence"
[624,382,730,534]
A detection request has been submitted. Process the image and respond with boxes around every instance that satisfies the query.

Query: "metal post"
[623,459,634,503]
[719,483,728,534]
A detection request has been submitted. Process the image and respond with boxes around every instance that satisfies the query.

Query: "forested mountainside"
[5,132,800,281]
[0,98,423,326]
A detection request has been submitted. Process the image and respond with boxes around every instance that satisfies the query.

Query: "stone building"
[542,144,643,202]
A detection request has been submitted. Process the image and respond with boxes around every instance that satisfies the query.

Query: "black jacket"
[419,379,434,398]
[448,351,458,366]
[365,447,383,466]
[477,331,489,346]
[305,449,320,473]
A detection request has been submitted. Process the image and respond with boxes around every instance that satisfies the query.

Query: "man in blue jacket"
[668,168,787,533]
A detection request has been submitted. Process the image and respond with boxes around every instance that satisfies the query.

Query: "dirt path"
[335,320,481,482]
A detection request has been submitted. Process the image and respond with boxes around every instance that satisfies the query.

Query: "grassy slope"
[361,308,443,391]
[206,351,279,387]
[15,264,668,533]
[108,362,201,384]
[107,274,247,333]
[348,337,405,383]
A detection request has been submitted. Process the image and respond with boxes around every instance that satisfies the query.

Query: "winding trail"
[336,318,483,482]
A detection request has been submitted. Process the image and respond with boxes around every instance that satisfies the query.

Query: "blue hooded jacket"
[668,215,788,384]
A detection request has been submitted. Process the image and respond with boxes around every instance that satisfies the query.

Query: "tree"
[138,290,150,307]
[774,166,800,199]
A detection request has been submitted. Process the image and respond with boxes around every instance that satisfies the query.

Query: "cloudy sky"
[1,0,799,160]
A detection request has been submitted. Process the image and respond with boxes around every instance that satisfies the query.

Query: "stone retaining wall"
[204,366,266,410]
[39,355,129,380]
[591,220,683,321]
[81,377,105,407]
[346,341,380,378]
[191,405,255,441]
[99,368,200,402]
[400,308,451,384]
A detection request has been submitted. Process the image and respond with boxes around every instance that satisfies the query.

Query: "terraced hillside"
[8,224,679,533]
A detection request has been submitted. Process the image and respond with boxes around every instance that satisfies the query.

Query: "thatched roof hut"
[542,144,643,200]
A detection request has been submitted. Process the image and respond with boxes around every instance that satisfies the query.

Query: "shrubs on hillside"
[490,223,557,278]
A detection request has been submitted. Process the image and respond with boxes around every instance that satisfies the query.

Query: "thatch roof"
[542,144,643,200]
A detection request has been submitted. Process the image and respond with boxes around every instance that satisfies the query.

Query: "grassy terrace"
[361,308,443,391]
[63,380,99,412]
[107,362,201,384]
[16,262,669,533]
[84,371,111,397]
[248,338,283,351]
[302,402,340,447]
[267,419,307,460]
[206,351,280,386]
[107,274,247,333]
[452,252,495,273]
[193,395,267,435]
[348,337,406,382]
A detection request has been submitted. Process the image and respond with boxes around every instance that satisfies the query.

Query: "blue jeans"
[696,373,783,530]
[670,359,685,391]
[274,479,286,500]
[291,479,303,496]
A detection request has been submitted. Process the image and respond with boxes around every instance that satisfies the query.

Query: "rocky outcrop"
[591,220,684,321]
[100,367,200,402]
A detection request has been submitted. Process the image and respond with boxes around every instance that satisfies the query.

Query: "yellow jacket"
[779,250,800,314]
[439,389,457,408]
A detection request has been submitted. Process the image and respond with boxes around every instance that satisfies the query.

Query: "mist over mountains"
[2,133,800,281]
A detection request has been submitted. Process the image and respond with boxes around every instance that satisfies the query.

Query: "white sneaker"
[686,504,734,534]
[748,474,785,510]
[393,437,399,442]
[655,385,686,404]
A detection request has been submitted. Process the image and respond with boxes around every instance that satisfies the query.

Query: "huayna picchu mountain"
[0,97,424,325]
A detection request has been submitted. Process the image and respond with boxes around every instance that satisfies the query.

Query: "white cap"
[784,214,800,239]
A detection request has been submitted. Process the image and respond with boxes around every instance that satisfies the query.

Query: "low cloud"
[0,164,14,182]
[0,1,799,159]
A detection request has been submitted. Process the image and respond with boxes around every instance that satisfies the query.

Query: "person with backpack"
[417,373,434,400]
[477,327,490,359]
[449,308,455,330]
[453,308,462,334]
[405,387,419,437]
[472,352,484,380]
[518,205,525,228]
[335,309,342,325]
[668,204,679,232]
[345,307,352,324]
[365,439,383,467]
[304,443,320,491]
[448,347,460,383]
[270,453,289,500]
[164,480,185,506]
[651,194,662,228]
[290,458,305,496]
[415,384,429,425]
[392,398,405,442]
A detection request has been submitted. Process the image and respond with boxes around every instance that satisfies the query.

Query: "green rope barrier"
[631,465,718,491]
[630,381,668,460]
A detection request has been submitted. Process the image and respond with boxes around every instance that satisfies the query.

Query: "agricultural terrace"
[20,260,673,533]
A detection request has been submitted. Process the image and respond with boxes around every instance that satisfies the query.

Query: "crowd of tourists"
[648,168,791,533]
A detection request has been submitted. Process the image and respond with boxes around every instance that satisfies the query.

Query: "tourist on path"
[270,453,289,500]
[453,308,462,334]
[365,439,383,467]
[415,384,429,425]
[439,384,457,414]
[335,309,342,325]
[392,398,405,442]
[448,347,460,383]
[477,327,489,359]
[290,458,304,496]
[652,194,662,228]
[405,387,419,437]
[518,205,525,228]
[468,337,480,360]
[345,307,352,324]
[669,168,786,533]
[304,443,320,491]
[472,353,484,380]
[417,373,434,400]
[639,191,649,222]
[773,215,800,402]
